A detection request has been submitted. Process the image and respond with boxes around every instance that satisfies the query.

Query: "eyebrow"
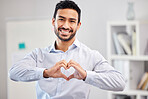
[58,16,77,21]
[58,16,65,19]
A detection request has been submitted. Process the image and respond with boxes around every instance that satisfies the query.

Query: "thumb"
[67,74,75,81]
[60,73,68,80]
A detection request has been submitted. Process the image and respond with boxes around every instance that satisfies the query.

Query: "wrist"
[83,70,87,81]
[83,77,86,81]
[43,69,49,78]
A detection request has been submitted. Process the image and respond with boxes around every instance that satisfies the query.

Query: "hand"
[67,60,87,81]
[43,60,68,80]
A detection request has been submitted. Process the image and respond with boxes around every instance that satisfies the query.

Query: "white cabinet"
[107,21,148,99]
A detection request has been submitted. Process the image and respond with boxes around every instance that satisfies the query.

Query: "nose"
[63,21,70,29]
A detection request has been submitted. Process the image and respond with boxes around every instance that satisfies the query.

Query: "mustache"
[58,27,73,32]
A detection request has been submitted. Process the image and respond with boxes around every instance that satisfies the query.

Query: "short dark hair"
[53,0,81,23]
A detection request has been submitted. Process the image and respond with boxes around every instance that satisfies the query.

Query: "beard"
[54,27,76,41]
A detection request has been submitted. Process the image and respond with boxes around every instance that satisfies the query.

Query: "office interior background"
[0,0,148,99]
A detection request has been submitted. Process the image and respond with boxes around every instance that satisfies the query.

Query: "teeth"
[61,30,69,33]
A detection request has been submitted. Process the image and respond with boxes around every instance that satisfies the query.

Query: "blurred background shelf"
[110,55,148,61]
[107,20,148,99]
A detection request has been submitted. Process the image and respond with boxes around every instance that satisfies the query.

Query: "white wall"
[0,0,148,99]
[6,19,55,99]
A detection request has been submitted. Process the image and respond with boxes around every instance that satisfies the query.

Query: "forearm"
[9,62,46,82]
[84,70,125,91]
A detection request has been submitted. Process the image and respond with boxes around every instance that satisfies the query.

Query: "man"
[9,0,125,99]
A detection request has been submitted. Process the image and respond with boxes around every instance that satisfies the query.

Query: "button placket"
[61,52,66,60]
[56,52,67,95]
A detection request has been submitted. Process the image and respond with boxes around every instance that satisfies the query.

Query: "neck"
[55,37,75,52]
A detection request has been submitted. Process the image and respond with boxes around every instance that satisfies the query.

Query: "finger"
[60,73,68,80]
[59,63,67,70]
[57,60,67,67]
[69,63,78,70]
[70,63,83,71]
[67,60,73,69]
[67,74,75,80]
[70,63,86,78]
[67,60,77,69]
[68,59,74,64]
[69,59,78,65]
[68,60,80,68]
[67,62,71,69]
[61,60,68,67]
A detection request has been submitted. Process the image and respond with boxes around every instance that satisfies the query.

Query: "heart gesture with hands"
[43,59,87,81]
[67,60,87,81]
[43,60,68,80]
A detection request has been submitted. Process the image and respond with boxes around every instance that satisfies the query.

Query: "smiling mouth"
[59,28,73,36]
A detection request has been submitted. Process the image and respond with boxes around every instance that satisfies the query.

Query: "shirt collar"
[48,38,80,53]
[72,38,80,48]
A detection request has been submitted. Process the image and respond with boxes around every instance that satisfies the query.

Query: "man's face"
[52,8,81,41]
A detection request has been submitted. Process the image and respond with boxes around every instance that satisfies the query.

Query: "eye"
[70,20,76,23]
[59,19,64,21]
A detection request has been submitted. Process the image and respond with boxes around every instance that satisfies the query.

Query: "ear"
[77,22,81,30]
[52,18,55,26]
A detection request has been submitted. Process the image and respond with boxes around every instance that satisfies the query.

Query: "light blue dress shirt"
[9,39,125,99]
